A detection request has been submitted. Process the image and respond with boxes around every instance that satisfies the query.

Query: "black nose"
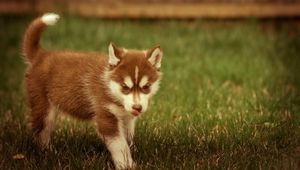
[132,104,142,112]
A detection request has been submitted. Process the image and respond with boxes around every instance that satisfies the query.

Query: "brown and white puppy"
[23,13,162,169]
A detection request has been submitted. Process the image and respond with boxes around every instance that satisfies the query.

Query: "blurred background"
[1,0,300,19]
[1,0,300,169]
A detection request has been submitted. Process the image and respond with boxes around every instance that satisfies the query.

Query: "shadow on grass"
[1,115,299,169]
[0,119,112,169]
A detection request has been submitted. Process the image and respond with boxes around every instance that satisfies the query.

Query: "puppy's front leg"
[95,111,134,169]
[104,135,134,169]
[124,117,136,147]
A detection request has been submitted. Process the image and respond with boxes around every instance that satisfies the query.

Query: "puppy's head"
[106,43,162,116]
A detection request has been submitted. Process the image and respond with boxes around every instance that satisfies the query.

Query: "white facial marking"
[108,80,148,113]
[109,80,123,101]
[148,48,163,69]
[139,93,149,112]
[123,93,135,112]
[108,44,120,66]
[150,79,161,97]
[139,76,148,88]
[124,76,133,88]
[108,80,136,113]
[133,92,140,104]
[135,66,139,84]
[41,13,60,26]
[108,77,159,114]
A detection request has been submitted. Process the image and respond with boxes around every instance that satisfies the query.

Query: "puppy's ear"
[108,42,124,68]
[147,45,163,70]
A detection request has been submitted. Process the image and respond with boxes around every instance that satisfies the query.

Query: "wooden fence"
[1,0,300,18]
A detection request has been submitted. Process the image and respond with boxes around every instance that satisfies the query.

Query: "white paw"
[41,13,60,26]
[115,161,135,170]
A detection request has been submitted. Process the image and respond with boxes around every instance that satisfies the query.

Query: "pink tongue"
[131,110,140,116]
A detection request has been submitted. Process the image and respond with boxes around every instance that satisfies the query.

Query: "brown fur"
[24,49,120,135]
[110,50,160,87]
[22,15,161,144]
[23,18,46,63]
[22,16,121,140]
[22,14,164,169]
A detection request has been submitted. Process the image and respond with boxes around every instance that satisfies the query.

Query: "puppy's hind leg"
[27,95,57,148]
[39,103,57,148]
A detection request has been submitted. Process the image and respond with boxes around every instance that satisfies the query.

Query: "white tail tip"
[41,13,60,26]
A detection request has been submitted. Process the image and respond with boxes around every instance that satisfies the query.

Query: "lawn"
[0,15,300,169]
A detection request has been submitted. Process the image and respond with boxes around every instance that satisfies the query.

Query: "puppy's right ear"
[108,42,123,68]
[147,45,163,70]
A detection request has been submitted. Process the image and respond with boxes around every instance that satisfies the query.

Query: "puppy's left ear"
[147,45,163,70]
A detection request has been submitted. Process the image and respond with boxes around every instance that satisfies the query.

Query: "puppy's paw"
[114,160,136,170]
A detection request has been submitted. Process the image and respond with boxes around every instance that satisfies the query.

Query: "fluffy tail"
[22,13,60,63]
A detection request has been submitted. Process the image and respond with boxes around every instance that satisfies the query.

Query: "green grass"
[1,15,300,169]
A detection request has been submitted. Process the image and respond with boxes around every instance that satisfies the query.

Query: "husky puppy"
[22,13,163,169]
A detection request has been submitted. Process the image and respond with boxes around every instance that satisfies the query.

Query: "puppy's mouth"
[131,110,141,116]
